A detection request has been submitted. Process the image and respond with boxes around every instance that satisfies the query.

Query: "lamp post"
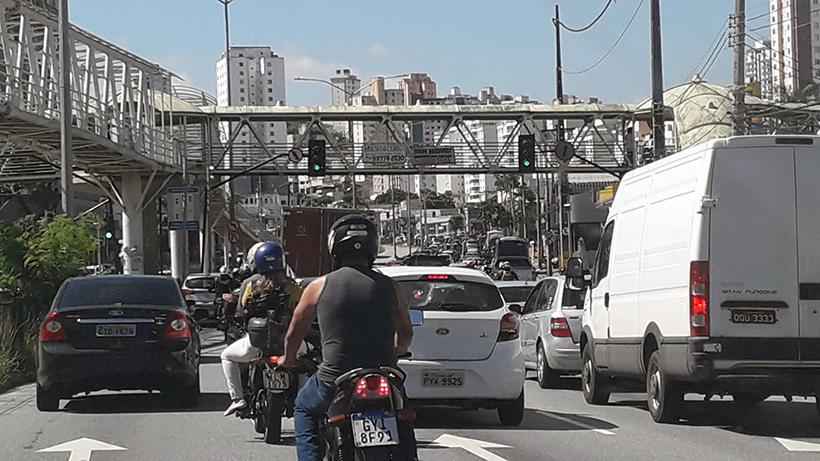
[217,0,238,265]
[294,74,408,210]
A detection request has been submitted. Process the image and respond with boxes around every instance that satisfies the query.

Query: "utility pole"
[732,0,747,135]
[391,176,397,258]
[59,0,73,217]
[553,4,569,269]
[650,0,666,159]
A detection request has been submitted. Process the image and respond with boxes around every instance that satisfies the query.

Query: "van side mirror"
[566,257,584,278]
[508,304,523,315]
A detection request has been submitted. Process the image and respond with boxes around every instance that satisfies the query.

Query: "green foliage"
[0,214,94,391]
[373,188,418,204]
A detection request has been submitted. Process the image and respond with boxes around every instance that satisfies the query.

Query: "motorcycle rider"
[279,214,415,461]
[497,261,519,281]
[221,241,303,416]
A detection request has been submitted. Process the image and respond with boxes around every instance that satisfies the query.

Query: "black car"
[36,275,201,411]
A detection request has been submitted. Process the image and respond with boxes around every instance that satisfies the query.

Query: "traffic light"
[308,139,326,177]
[518,134,535,173]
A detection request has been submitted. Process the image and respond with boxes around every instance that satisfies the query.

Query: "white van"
[578,135,820,423]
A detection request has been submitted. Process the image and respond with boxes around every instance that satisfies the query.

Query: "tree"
[340,176,369,209]
[373,188,417,204]
[449,214,465,233]
[421,189,456,209]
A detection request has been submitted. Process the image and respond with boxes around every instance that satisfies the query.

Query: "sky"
[70,0,771,106]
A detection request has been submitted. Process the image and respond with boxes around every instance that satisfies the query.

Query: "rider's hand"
[278,355,297,368]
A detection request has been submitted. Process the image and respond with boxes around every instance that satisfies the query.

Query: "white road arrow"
[38,437,126,461]
[433,434,510,461]
[775,437,820,452]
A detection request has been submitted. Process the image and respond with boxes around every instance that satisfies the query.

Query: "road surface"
[3,329,820,461]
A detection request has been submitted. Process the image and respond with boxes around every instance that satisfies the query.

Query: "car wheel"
[497,389,525,426]
[264,392,284,444]
[536,343,561,389]
[733,393,768,407]
[646,350,682,423]
[581,343,610,405]
[36,383,59,412]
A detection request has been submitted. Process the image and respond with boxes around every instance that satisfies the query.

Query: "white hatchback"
[379,266,526,426]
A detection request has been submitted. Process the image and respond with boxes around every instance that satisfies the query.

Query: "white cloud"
[367,43,389,58]
[285,54,342,79]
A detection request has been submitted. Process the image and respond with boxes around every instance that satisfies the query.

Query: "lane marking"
[536,411,616,435]
[38,437,126,461]
[432,434,510,461]
[775,437,820,452]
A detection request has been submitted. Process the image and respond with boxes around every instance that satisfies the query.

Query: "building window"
[240,97,245,102]
[268,97,274,102]
[268,79,273,84]
[239,71,244,76]
[239,62,244,67]
[240,88,245,93]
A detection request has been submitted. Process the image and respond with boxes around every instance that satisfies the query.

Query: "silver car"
[181,273,218,322]
[518,276,584,388]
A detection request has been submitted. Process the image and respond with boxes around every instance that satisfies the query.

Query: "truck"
[281,207,378,278]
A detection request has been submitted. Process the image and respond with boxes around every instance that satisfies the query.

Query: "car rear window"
[497,240,528,258]
[500,286,535,304]
[562,287,585,309]
[402,255,450,266]
[500,259,531,268]
[397,280,504,312]
[185,276,215,290]
[58,278,184,309]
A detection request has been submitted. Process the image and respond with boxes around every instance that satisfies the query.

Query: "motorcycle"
[235,288,322,444]
[322,354,418,461]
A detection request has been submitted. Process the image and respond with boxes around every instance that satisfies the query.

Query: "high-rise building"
[216,46,288,201]
[770,0,818,99]
[746,40,774,100]
[330,68,361,106]
[400,73,437,105]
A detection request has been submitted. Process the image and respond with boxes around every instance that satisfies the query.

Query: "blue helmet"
[254,241,286,275]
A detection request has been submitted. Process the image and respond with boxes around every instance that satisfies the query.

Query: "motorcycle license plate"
[351,411,399,448]
[268,369,290,391]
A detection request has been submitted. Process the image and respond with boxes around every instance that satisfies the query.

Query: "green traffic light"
[523,160,531,167]
[313,165,321,171]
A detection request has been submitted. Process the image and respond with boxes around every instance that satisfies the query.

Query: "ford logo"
[435,328,450,336]
[108,310,124,317]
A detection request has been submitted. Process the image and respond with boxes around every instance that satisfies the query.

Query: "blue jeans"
[295,374,336,461]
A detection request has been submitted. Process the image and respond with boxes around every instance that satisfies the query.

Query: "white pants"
[221,335,260,400]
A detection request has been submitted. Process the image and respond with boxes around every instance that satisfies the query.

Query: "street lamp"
[294,73,408,210]
[216,0,239,266]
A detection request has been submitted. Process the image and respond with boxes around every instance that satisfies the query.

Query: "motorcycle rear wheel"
[264,392,284,444]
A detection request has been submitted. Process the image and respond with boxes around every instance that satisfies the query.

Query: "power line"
[697,22,729,78]
[558,0,615,33]
[563,0,646,75]
[702,34,729,78]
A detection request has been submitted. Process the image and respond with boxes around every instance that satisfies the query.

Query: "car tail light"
[550,317,572,338]
[164,310,192,340]
[690,261,710,337]
[497,312,519,342]
[354,374,391,400]
[39,311,65,342]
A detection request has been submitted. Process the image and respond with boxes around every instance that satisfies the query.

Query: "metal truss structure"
[180,104,668,178]
[0,0,181,184]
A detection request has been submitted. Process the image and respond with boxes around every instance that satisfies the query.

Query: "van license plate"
[96,324,136,337]
[730,310,776,324]
[351,411,399,447]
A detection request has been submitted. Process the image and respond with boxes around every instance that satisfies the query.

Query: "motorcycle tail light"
[354,374,391,399]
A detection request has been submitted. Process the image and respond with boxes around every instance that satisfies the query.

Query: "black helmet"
[328,214,379,264]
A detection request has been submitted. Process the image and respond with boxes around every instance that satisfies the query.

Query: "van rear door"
[709,146,800,342]
[795,146,820,358]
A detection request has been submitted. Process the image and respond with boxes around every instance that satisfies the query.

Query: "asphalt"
[3,328,820,461]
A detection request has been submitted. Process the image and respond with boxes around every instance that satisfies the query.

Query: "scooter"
[322,353,418,461]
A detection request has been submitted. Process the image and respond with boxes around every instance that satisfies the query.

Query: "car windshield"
[58,278,184,309]
[397,280,504,312]
[500,286,535,304]
[185,276,215,290]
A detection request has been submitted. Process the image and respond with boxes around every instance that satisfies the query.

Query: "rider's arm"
[390,281,413,356]
[282,277,325,366]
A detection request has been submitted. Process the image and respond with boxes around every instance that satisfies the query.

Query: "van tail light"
[550,317,572,338]
[354,374,391,400]
[39,311,65,342]
[164,310,192,340]
[497,312,520,342]
[690,261,710,337]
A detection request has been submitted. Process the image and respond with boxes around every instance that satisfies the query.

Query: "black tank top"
[316,266,396,383]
